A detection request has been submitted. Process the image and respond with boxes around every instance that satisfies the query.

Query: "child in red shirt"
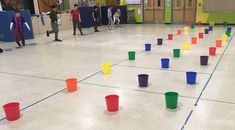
[71,4,84,35]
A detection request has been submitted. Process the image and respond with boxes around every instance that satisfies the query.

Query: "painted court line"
[180,32,235,130]
[116,64,211,75]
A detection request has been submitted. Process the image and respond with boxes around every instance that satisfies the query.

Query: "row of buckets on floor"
[2,64,198,122]
[2,27,232,122]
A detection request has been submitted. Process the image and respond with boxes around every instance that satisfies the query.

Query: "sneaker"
[81,33,85,36]
[73,32,76,35]
[55,39,62,42]
[95,30,99,32]
[46,31,49,37]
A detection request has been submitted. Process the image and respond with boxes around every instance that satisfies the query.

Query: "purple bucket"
[138,74,149,87]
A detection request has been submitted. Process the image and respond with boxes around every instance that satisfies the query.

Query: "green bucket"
[165,92,179,109]
[191,23,195,29]
[223,21,228,27]
[226,31,231,37]
[128,51,136,60]
[173,49,181,58]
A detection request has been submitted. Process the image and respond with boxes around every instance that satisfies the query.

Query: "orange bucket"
[216,40,222,48]
[191,37,197,44]
[66,78,77,92]
[177,29,182,35]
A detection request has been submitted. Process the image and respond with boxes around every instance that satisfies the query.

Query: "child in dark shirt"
[46,5,62,42]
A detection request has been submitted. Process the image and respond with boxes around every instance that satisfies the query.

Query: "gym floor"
[0,24,234,130]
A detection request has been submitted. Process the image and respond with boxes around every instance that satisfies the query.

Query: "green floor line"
[81,82,235,105]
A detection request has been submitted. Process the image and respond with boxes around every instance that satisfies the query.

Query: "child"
[107,6,114,29]
[113,9,121,27]
[92,6,100,32]
[46,5,62,42]
[10,9,31,47]
[71,4,84,35]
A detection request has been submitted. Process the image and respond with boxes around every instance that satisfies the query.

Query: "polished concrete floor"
[0,24,234,130]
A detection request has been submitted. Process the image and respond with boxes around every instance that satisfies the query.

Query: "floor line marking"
[116,64,211,75]
[180,32,235,130]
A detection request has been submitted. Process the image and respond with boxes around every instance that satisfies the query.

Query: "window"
[188,0,192,6]
[177,0,181,7]
[157,0,161,7]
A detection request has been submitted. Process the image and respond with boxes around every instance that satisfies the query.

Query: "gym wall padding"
[0,10,34,42]
[197,0,235,24]
[203,0,235,12]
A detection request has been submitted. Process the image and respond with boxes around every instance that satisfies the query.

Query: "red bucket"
[199,32,204,39]
[168,34,173,40]
[105,95,119,112]
[209,47,216,56]
[66,78,77,92]
[191,37,197,44]
[3,102,20,121]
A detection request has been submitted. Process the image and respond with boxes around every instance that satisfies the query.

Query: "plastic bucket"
[208,26,213,31]
[222,34,228,42]
[205,29,209,34]
[199,32,204,39]
[223,21,227,27]
[226,31,231,37]
[209,47,216,56]
[177,29,182,35]
[66,78,77,92]
[165,92,179,109]
[183,42,190,50]
[200,56,209,65]
[161,58,170,68]
[138,74,149,87]
[102,63,112,74]
[128,51,136,60]
[145,44,151,51]
[187,21,192,26]
[173,49,181,58]
[168,34,173,40]
[227,27,232,32]
[3,102,20,121]
[184,26,189,33]
[186,71,197,85]
[216,40,222,48]
[105,95,119,112]
[191,37,197,44]
[157,38,163,45]
[191,23,195,29]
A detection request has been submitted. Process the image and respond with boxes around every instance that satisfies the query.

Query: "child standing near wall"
[46,5,62,42]
[71,4,84,36]
[107,6,114,29]
[92,6,100,32]
[10,9,31,47]
[113,9,121,27]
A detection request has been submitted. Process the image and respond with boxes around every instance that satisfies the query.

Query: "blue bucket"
[161,58,170,68]
[227,27,232,32]
[186,71,197,85]
[145,44,151,51]
[209,26,213,31]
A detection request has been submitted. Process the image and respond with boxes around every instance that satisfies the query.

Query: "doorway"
[172,0,196,24]
[144,0,164,23]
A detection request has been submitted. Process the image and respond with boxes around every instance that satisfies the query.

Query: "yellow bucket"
[221,34,228,42]
[184,27,189,33]
[102,63,112,74]
[183,42,190,50]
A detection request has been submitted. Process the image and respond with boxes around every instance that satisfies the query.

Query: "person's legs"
[94,20,98,31]
[108,18,111,28]
[19,31,25,46]
[73,20,77,35]
[77,21,83,35]
[117,18,120,26]
[14,30,21,47]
